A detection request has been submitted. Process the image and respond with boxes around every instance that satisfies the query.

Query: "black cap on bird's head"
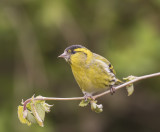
[58,45,85,61]
[65,45,84,53]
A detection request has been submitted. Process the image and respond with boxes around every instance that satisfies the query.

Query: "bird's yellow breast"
[71,59,114,93]
[71,64,94,93]
[70,48,116,94]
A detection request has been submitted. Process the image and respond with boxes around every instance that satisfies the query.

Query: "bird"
[58,45,121,99]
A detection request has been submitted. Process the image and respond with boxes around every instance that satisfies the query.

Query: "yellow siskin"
[59,45,120,98]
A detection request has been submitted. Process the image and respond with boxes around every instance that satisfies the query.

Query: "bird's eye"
[72,50,76,54]
[68,50,71,53]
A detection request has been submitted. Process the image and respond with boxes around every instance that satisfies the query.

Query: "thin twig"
[23,72,160,111]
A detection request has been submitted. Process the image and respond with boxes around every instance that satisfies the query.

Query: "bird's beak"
[58,52,68,59]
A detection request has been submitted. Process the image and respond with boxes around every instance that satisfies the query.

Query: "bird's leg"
[83,92,94,101]
[110,85,116,95]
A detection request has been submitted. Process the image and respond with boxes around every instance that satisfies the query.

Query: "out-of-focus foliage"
[0,0,160,132]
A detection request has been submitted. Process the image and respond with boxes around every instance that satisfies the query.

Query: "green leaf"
[17,106,31,126]
[19,95,54,127]
[26,110,37,124]
[126,83,134,96]
[30,99,44,127]
[79,99,90,107]
[29,95,53,127]
[35,103,46,121]
[123,75,137,81]
[35,96,53,113]
[43,103,53,113]
[123,75,136,96]
[90,100,103,113]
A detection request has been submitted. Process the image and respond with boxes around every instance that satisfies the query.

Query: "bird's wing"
[93,53,116,75]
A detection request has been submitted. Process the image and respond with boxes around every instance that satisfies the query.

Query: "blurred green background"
[0,0,160,132]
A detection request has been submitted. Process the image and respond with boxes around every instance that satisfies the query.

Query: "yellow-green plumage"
[59,45,119,96]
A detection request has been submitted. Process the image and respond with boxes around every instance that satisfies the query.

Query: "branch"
[23,72,160,111]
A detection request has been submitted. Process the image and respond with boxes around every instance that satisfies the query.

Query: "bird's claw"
[110,86,116,95]
[84,93,94,101]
